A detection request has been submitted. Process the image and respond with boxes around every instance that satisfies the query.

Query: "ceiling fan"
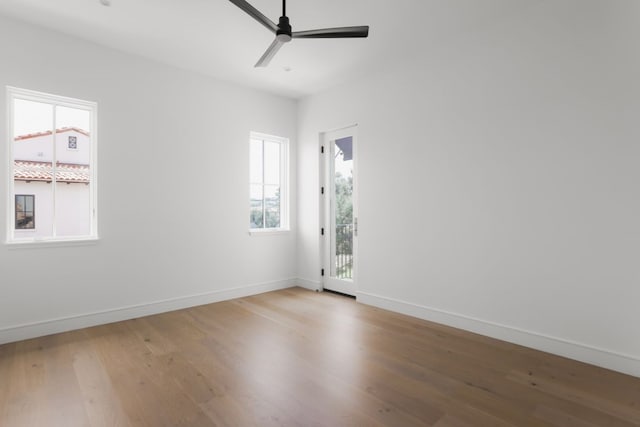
[229,0,369,67]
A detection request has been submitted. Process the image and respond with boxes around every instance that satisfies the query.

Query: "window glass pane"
[334,137,353,226]
[56,106,91,163]
[250,139,263,184]
[24,213,35,229]
[54,106,92,237]
[250,184,264,229]
[249,132,288,231]
[13,99,54,163]
[264,141,280,185]
[13,98,54,239]
[56,106,91,133]
[264,185,281,229]
[333,137,354,279]
[13,99,53,139]
[55,182,91,237]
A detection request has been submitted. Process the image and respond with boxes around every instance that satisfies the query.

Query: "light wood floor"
[0,288,639,426]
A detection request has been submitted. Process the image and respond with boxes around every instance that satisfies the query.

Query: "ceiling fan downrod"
[276,0,292,41]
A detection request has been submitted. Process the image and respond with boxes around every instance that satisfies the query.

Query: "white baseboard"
[296,277,322,291]
[357,291,640,378]
[0,278,297,345]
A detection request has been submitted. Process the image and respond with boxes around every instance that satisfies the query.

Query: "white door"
[322,126,357,296]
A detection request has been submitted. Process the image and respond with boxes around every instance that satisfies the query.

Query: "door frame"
[320,124,358,296]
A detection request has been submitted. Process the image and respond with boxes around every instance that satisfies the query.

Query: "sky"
[13,99,91,138]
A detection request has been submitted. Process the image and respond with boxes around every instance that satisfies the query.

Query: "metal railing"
[336,223,353,279]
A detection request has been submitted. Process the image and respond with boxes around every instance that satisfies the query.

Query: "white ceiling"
[0,0,534,98]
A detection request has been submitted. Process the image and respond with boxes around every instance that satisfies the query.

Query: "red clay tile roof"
[14,127,90,141]
[14,160,90,183]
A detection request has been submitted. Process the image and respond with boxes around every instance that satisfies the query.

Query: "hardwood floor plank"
[1,341,40,427]
[126,317,180,356]
[533,405,603,427]
[0,343,16,420]
[508,369,640,425]
[230,297,446,424]
[183,339,304,426]
[68,331,130,427]
[32,332,92,427]
[1,287,639,426]
[198,321,382,426]
[432,415,475,427]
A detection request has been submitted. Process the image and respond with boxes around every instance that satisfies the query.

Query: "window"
[7,87,98,244]
[249,132,289,231]
[15,195,35,230]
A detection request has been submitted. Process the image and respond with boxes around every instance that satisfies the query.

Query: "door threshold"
[323,289,356,299]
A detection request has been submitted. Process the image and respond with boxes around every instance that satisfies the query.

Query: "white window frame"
[249,131,289,235]
[5,86,99,247]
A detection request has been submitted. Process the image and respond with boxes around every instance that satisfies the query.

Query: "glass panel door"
[331,136,354,280]
[323,126,357,296]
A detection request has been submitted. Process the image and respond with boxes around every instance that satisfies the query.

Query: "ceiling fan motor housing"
[277,16,292,41]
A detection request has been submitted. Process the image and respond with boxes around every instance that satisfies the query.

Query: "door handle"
[354,217,358,237]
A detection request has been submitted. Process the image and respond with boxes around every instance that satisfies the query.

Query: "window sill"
[248,229,290,236]
[5,236,99,250]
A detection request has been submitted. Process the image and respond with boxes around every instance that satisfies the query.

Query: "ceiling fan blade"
[229,0,278,33]
[292,26,369,39]
[255,38,285,67]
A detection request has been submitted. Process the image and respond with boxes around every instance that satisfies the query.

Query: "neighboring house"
[13,127,91,239]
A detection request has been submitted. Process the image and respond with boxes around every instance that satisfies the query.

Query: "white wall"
[298,0,640,376]
[0,14,297,342]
